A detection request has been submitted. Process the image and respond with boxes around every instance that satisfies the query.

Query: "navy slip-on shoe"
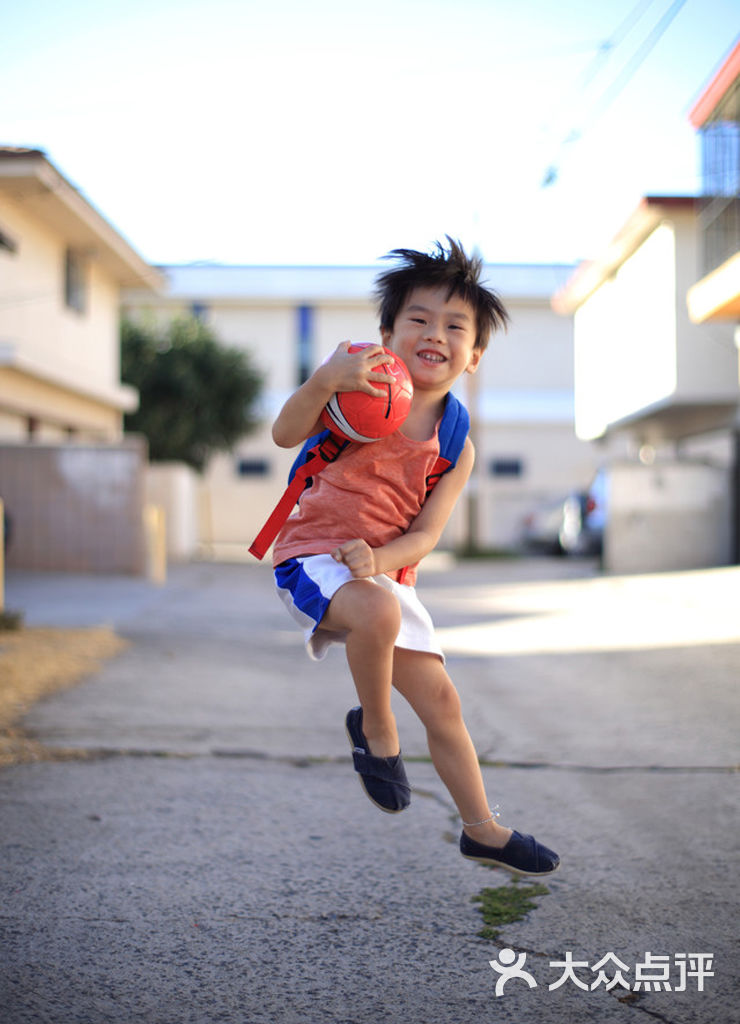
[345,706,411,814]
[460,829,560,877]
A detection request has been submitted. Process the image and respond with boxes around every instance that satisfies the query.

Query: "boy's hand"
[332,538,378,578]
[319,342,395,397]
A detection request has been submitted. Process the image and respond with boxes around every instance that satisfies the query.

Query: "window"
[237,458,270,476]
[489,458,524,478]
[64,249,87,313]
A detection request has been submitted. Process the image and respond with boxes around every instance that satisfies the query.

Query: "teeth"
[419,352,445,363]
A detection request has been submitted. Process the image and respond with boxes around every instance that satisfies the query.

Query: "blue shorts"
[274,554,444,663]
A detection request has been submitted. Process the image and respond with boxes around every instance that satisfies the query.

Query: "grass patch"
[0,625,127,765]
[472,881,550,941]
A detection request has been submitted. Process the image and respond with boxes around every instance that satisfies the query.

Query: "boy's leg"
[319,579,402,759]
[391,647,513,848]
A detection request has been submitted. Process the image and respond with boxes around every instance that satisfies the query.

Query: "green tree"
[121,316,263,472]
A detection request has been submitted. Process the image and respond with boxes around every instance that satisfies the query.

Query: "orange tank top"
[271,428,440,585]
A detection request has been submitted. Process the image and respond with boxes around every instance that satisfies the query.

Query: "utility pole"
[464,369,481,554]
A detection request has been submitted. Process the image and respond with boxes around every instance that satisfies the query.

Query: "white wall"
[605,461,732,573]
[573,211,739,442]
[145,462,200,562]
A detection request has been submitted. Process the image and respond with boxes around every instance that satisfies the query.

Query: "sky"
[1,0,738,268]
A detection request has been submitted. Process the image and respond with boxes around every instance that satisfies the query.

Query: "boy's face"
[380,286,481,394]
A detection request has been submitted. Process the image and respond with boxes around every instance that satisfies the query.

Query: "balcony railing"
[698,78,740,277]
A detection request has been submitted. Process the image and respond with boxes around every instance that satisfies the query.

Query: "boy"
[270,239,559,877]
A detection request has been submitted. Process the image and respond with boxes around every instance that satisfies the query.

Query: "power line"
[541,0,689,188]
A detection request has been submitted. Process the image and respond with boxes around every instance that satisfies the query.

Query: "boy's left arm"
[332,437,475,578]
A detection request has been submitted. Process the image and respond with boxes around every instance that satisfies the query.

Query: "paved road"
[1,558,738,1024]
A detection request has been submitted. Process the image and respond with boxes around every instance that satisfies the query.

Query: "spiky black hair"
[374,236,509,350]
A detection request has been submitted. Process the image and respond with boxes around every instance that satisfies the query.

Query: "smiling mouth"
[417,350,447,364]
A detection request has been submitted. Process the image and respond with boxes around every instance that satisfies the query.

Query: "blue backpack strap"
[423,393,470,495]
[437,392,470,467]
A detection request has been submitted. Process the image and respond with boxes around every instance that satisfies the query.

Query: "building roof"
[552,197,696,315]
[127,260,576,306]
[689,38,740,128]
[0,148,163,291]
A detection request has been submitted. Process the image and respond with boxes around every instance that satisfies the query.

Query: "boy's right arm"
[272,342,394,448]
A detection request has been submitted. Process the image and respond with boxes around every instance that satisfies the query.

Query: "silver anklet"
[462,805,500,827]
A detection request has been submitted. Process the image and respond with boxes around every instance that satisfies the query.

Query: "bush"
[121,316,263,472]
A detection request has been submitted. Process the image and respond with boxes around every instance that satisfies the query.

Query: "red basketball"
[321,343,413,442]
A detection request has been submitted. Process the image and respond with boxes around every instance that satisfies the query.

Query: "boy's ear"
[465,348,482,374]
[379,326,392,345]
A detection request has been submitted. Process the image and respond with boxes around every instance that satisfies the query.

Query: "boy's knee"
[361,585,402,640]
[324,580,401,640]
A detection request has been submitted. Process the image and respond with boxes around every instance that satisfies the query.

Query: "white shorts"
[274,554,444,663]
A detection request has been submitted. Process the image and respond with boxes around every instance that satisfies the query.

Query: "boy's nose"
[423,321,443,341]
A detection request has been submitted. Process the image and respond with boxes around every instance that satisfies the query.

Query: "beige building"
[123,261,608,557]
[0,147,162,441]
[0,147,164,573]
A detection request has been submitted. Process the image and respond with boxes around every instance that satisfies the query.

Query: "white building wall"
[574,225,678,439]
[606,460,732,573]
[145,461,200,562]
[315,305,380,360]
[573,210,739,442]
[673,214,738,395]
[207,305,297,398]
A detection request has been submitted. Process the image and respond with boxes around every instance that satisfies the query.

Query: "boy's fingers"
[333,539,365,561]
[362,376,397,391]
[333,541,357,560]
[362,368,395,393]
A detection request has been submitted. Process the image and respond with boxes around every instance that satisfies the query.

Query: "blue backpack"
[249,392,470,561]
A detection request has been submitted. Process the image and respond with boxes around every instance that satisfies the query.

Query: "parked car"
[581,467,608,555]
[521,469,607,557]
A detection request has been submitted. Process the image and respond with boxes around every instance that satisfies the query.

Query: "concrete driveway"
[1,557,738,1023]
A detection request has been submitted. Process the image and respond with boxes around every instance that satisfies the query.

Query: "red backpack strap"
[248,433,346,559]
[424,456,453,497]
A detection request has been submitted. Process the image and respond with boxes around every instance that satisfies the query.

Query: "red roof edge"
[689,38,740,128]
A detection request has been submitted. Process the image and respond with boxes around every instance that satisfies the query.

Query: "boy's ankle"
[463,820,513,849]
[358,710,399,758]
